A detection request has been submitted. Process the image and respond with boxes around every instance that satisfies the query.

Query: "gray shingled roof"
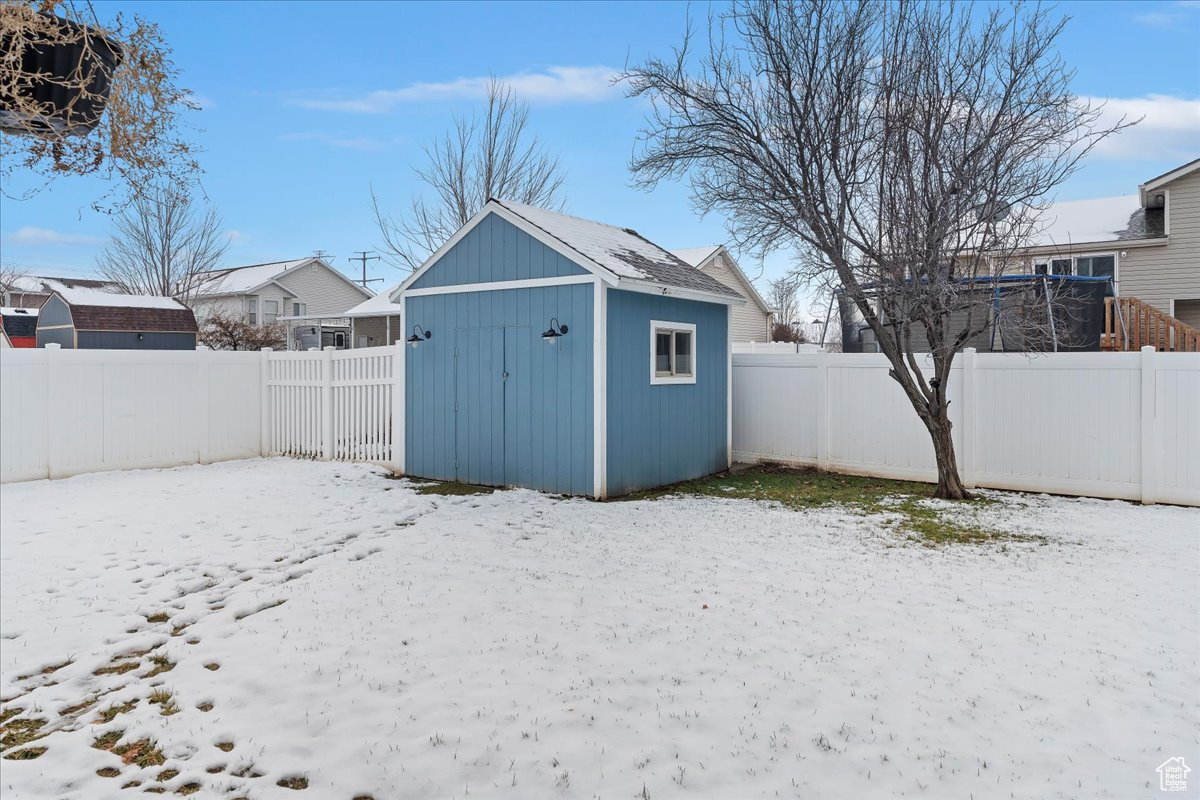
[495,200,744,301]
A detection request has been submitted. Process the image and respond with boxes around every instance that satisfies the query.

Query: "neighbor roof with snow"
[51,288,198,332]
[490,200,743,300]
[344,285,401,318]
[669,245,723,268]
[1027,195,1165,249]
[196,258,374,299]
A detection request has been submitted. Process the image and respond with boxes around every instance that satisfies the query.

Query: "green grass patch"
[0,707,24,726]
[96,699,138,723]
[277,776,309,790]
[148,690,179,716]
[1,716,47,749]
[411,480,497,496]
[112,738,166,767]
[143,655,176,678]
[620,465,1042,546]
[2,746,47,760]
[94,661,140,677]
[92,730,124,751]
[60,696,99,717]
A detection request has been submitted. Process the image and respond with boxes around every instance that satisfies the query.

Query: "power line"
[348,251,383,291]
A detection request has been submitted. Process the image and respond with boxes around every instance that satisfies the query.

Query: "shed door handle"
[501,371,509,381]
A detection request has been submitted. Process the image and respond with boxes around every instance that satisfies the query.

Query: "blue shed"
[394,199,745,498]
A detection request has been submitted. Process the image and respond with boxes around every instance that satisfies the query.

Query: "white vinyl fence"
[733,348,1200,506]
[3,344,1197,506]
[1,345,400,483]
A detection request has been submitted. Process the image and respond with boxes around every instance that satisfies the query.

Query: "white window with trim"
[1033,253,1116,279]
[247,297,258,325]
[264,300,279,323]
[292,301,306,316]
[650,320,697,385]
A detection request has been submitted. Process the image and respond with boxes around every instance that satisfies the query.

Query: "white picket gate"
[264,346,399,463]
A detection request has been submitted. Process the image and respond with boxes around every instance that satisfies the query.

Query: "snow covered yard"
[1,459,1196,799]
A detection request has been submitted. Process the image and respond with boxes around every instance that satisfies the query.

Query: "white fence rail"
[733,348,1200,506]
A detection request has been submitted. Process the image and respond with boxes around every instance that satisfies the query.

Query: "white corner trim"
[649,319,698,385]
[726,305,733,468]
[403,275,594,298]
[593,279,607,499]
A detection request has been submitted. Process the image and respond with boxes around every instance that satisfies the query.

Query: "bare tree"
[198,311,285,351]
[624,1,1128,499]
[0,262,29,304]
[96,186,228,303]
[767,276,799,327]
[373,78,566,270]
[0,1,200,211]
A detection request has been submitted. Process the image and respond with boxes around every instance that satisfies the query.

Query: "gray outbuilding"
[36,288,198,350]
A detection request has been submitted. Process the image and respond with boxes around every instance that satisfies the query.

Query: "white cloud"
[294,66,619,113]
[226,230,247,245]
[3,226,103,246]
[1084,95,1200,161]
[186,93,216,110]
[1135,1,1200,26]
[279,131,394,151]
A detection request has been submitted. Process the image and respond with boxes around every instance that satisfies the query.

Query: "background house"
[397,199,743,497]
[36,287,198,349]
[0,307,39,348]
[670,245,774,341]
[192,257,374,349]
[1,275,120,309]
[1012,157,1200,330]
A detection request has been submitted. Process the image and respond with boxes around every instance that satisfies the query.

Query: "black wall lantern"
[406,324,432,348]
[542,317,568,343]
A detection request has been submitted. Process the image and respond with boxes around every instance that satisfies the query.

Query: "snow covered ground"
[1,459,1196,799]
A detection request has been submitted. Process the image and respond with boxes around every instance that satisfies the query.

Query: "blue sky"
[2,0,1198,304]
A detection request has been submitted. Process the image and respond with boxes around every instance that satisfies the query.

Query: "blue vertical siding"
[606,290,728,495]
[410,212,589,289]
[405,283,593,495]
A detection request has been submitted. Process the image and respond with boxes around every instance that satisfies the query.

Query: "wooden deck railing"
[1103,296,1200,352]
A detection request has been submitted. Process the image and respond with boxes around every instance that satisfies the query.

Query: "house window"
[650,320,697,385]
[264,300,279,323]
[247,298,258,325]
[1034,255,1114,278]
[1075,254,1115,278]
[292,302,306,316]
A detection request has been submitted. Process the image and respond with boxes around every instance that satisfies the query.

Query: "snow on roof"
[0,306,38,317]
[5,275,116,294]
[54,284,188,310]
[494,200,742,299]
[1029,195,1162,248]
[669,246,723,267]
[344,285,401,318]
[196,259,312,295]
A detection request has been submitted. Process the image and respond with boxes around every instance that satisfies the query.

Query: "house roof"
[1139,157,1200,205]
[1027,194,1166,249]
[51,289,199,333]
[197,258,373,299]
[492,200,743,300]
[670,245,774,314]
[6,275,118,294]
[344,284,402,318]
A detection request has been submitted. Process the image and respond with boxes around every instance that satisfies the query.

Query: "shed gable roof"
[48,291,198,333]
[395,200,745,304]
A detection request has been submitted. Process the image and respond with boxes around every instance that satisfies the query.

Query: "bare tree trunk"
[923,407,969,500]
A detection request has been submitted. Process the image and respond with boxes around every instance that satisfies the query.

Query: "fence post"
[815,349,829,470]
[1140,345,1157,505]
[960,347,976,489]
[44,343,61,479]
[260,347,272,457]
[391,341,404,475]
[322,345,335,460]
[196,346,212,464]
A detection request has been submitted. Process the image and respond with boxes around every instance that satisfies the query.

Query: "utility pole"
[348,251,383,291]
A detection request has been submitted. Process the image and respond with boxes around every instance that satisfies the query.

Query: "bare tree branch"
[96,186,228,304]
[373,78,566,271]
[198,310,285,351]
[0,0,201,211]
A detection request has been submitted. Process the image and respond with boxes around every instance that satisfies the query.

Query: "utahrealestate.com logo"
[1157,757,1190,792]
